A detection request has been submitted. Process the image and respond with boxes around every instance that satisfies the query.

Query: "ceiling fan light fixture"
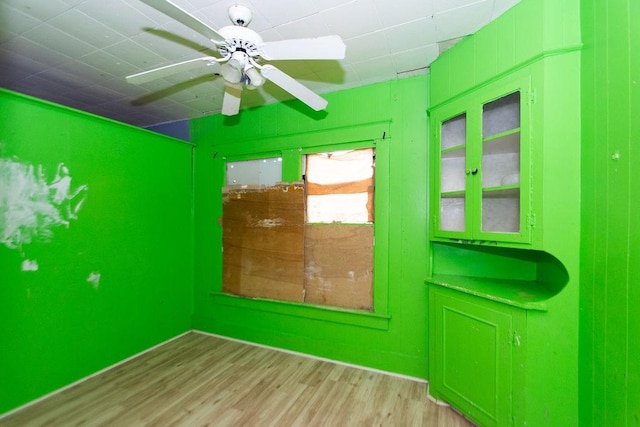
[220,63,242,83]
[245,66,265,88]
[228,50,247,71]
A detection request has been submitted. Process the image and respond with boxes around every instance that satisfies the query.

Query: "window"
[305,148,374,224]
[303,148,374,309]
[226,157,282,186]
[221,148,375,310]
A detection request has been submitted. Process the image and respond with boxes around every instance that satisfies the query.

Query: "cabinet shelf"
[482,129,520,155]
[442,145,466,158]
[426,274,552,311]
[441,190,466,198]
[482,185,519,197]
[482,91,521,139]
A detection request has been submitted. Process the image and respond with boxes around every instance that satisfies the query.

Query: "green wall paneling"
[430,0,581,108]
[0,90,194,414]
[580,0,640,425]
[191,77,431,378]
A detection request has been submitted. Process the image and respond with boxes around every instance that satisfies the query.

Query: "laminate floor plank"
[0,332,474,427]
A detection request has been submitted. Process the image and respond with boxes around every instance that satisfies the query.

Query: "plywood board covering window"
[222,183,305,301]
[221,148,374,310]
[304,224,373,309]
[303,148,374,309]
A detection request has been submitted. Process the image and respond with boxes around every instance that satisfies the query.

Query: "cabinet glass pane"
[482,189,520,233]
[441,148,466,192]
[482,132,520,188]
[440,113,466,232]
[481,92,520,233]
[441,196,466,231]
[442,113,466,150]
[482,92,520,138]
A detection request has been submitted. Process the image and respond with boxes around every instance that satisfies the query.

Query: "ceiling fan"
[127,0,346,116]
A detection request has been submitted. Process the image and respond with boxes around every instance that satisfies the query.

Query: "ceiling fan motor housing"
[217,25,263,59]
[228,4,252,27]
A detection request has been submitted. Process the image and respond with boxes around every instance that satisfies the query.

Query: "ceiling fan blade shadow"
[222,83,242,116]
[131,74,218,105]
[261,65,328,111]
[127,57,221,84]
[260,35,346,61]
[143,28,219,56]
[140,0,225,43]
[239,87,267,110]
[269,60,346,84]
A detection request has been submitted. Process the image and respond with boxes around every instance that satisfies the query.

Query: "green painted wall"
[430,0,581,107]
[429,0,582,424]
[6,0,639,423]
[580,1,640,425]
[0,90,194,414]
[191,77,430,378]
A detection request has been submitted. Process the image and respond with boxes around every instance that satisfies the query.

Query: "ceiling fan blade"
[140,0,225,43]
[222,83,242,116]
[261,65,328,111]
[126,57,221,84]
[260,35,346,61]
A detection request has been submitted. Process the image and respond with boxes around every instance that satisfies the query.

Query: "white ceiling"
[0,0,519,127]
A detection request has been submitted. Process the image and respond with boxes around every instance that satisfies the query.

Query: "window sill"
[209,292,391,330]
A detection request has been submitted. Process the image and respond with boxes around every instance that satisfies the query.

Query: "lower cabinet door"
[429,286,525,427]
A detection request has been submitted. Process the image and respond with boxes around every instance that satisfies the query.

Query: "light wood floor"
[0,332,474,426]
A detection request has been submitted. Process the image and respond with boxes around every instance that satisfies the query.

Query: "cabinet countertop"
[425,274,554,310]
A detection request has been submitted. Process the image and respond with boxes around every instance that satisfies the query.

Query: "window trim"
[218,136,390,320]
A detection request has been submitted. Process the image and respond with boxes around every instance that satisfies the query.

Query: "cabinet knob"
[466,167,479,175]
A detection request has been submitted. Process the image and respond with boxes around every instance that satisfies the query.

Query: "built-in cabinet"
[432,78,531,244]
[426,242,568,426]
[429,284,526,427]
[427,74,570,426]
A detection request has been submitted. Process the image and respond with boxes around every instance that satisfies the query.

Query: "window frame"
[215,136,390,328]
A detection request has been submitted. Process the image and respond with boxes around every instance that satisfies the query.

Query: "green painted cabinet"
[426,237,571,426]
[431,77,532,245]
[427,0,582,424]
[426,69,577,425]
[429,284,526,427]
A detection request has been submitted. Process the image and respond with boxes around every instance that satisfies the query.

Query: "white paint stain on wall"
[49,163,88,221]
[87,272,101,289]
[21,259,39,272]
[0,157,88,253]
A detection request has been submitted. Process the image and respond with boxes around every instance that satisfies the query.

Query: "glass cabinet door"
[439,113,467,232]
[432,78,530,244]
[480,92,521,234]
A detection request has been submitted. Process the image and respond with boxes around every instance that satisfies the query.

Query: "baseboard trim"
[192,329,428,385]
[426,386,451,407]
[0,330,191,420]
